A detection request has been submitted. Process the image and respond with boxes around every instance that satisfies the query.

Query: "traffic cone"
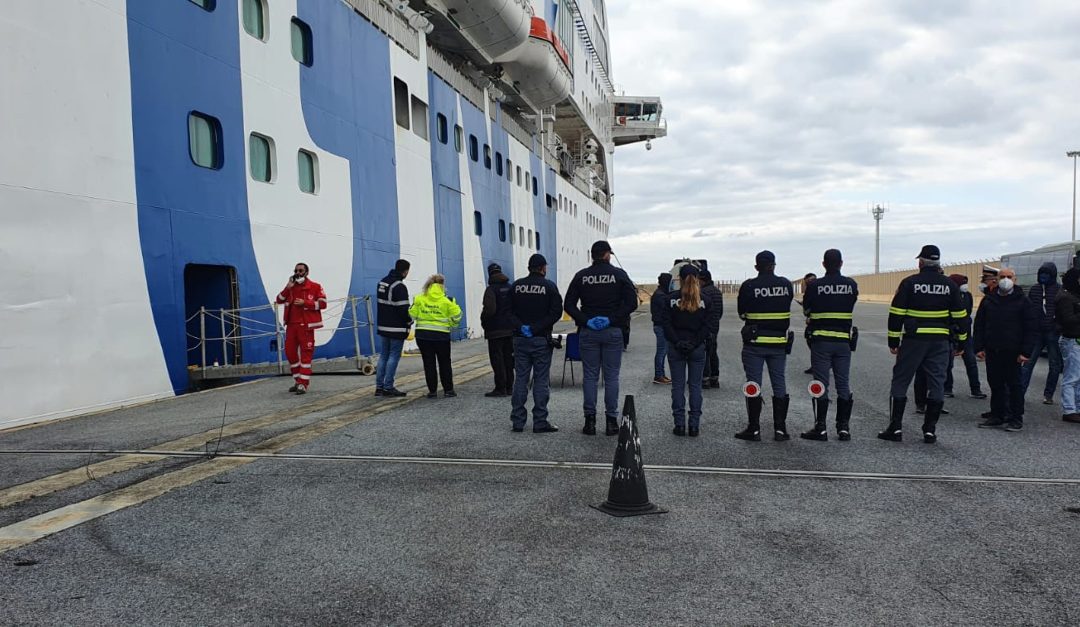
[591,395,668,517]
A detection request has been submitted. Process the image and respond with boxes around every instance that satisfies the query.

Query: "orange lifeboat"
[500,17,573,109]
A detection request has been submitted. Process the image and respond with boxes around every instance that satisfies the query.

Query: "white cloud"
[605,0,1080,281]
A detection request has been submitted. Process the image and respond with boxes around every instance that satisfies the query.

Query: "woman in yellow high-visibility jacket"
[409,274,463,398]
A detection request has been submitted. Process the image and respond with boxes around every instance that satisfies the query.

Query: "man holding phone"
[276,262,327,394]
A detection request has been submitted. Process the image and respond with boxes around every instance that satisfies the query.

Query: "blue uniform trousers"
[668,342,705,428]
[810,340,852,400]
[580,326,623,418]
[741,345,787,397]
[510,337,554,429]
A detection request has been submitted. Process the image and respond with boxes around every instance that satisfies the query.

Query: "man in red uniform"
[276,262,326,394]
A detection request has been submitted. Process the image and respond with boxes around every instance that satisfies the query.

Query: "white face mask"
[999,278,1014,293]
[295,276,307,284]
[959,284,970,293]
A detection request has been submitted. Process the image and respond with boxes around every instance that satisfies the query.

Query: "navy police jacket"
[737,272,793,346]
[659,293,711,348]
[563,261,638,329]
[510,272,564,338]
[803,271,858,343]
[888,267,969,349]
[376,270,411,340]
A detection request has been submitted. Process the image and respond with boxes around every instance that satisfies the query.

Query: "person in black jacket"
[735,250,794,442]
[973,267,1038,431]
[375,259,412,397]
[508,254,564,433]
[944,274,986,399]
[661,264,712,436]
[800,249,858,441]
[481,263,515,397]
[879,245,969,443]
[699,270,724,388]
[650,272,673,384]
[1055,268,1080,423]
[563,240,639,436]
[1019,262,1063,404]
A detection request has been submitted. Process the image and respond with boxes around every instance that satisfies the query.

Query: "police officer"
[699,269,724,388]
[735,250,794,441]
[880,244,969,443]
[508,254,564,433]
[564,240,639,435]
[800,249,858,441]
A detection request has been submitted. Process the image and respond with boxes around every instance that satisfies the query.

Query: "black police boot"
[800,397,829,441]
[735,396,763,441]
[582,414,596,436]
[922,400,943,444]
[877,397,906,442]
[605,415,620,436]
[835,396,854,441]
[773,395,791,441]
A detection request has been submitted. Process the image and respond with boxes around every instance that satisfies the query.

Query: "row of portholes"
[188,0,313,66]
[471,212,541,251]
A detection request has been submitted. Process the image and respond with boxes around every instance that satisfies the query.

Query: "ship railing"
[345,0,420,59]
[187,295,378,380]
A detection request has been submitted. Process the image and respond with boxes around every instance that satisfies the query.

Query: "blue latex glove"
[521,325,533,337]
[586,316,611,331]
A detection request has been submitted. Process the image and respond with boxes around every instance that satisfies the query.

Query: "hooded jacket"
[409,283,462,341]
[1055,270,1080,339]
[481,272,514,338]
[1026,262,1060,333]
[973,286,1037,356]
[650,273,672,326]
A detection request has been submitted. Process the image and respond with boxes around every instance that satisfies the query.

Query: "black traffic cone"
[591,395,668,517]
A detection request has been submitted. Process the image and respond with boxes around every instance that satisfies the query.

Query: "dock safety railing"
[187,295,377,380]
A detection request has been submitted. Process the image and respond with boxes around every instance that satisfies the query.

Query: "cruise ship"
[0,0,666,428]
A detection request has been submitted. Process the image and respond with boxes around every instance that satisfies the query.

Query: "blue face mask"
[1038,273,1052,285]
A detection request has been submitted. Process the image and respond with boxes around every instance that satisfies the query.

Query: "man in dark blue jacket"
[974,267,1038,431]
[375,259,412,397]
[1019,262,1062,404]
[508,254,564,433]
[650,272,673,384]
[481,263,515,397]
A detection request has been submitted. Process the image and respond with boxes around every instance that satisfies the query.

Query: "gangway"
[187,295,378,385]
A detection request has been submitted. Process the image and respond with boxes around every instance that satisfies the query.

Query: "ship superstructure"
[0,0,666,428]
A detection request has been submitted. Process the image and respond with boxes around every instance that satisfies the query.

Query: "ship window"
[242,0,267,41]
[298,149,318,193]
[506,159,513,181]
[516,166,522,186]
[248,133,274,183]
[495,152,503,176]
[290,18,313,66]
[393,78,410,130]
[545,194,553,209]
[498,219,506,242]
[411,96,429,140]
[509,223,515,244]
[189,0,215,10]
[483,144,491,169]
[528,229,533,248]
[532,176,538,196]
[519,226,525,247]
[469,135,478,161]
[454,125,463,153]
[188,112,223,169]
[473,211,482,236]
[535,231,540,250]
[436,114,448,144]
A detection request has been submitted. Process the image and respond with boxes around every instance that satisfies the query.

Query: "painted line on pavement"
[0,364,495,555]
[0,353,490,510]
[4,450,1080,487]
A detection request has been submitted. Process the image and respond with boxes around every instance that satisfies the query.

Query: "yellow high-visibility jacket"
[409,284,462,340]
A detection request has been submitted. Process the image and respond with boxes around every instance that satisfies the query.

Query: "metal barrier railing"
[188,295,376,375]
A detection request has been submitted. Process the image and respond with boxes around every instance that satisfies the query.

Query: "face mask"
[294,276,306,284]
[1038,274,1052,285]
[999,278,1014,293]
[978,282,988,294]
[959,284,969,293]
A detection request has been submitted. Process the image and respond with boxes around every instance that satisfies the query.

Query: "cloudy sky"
[605,0,1080,282]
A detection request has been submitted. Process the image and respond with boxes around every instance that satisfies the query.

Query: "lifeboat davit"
[501,17,573,109]
[424,0,532,65]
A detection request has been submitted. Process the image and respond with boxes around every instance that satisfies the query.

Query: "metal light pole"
[1069,151,1080,242]
[871,204,887,274]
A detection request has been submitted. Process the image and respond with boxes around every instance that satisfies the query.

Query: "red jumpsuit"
[276,280,327,388]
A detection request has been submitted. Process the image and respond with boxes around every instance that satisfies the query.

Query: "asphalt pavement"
[2,303,1079,625]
